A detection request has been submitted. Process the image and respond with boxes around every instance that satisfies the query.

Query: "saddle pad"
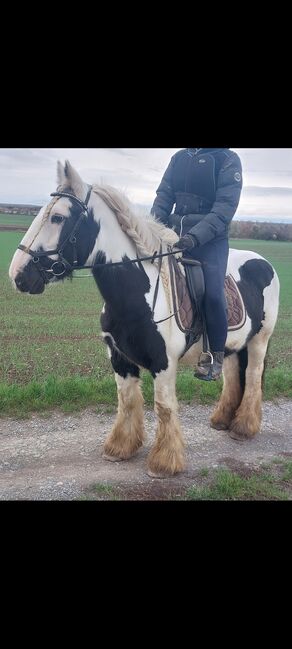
[225,274,246,331]
[168,256,246,333]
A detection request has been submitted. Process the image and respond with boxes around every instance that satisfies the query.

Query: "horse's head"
[9,161,100,294]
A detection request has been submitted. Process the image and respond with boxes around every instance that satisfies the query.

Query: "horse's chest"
[100,303,168,376]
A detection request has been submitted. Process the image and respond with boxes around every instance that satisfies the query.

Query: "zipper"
[185,155,193,194]
[179,215,188,237]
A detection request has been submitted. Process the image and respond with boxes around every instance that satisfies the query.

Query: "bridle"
[17,185,188,327]
[18,185,92,281]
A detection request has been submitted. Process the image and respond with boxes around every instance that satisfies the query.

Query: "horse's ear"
[63,160,86,199]
[57,160,68,187]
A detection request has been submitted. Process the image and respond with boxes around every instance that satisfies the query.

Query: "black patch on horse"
[237,259,274,341]
[58,203,100,270]
[104,335,140,378]
[96,257,168,378]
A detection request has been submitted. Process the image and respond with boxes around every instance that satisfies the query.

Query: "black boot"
[194,352,224,381]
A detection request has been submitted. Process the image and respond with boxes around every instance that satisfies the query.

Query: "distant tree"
[229,220,292,241]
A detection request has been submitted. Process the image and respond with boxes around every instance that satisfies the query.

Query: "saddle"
[168,255,246,354]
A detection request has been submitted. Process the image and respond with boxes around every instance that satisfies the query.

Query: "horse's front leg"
[148,357,185,478]
[103,345,145,461]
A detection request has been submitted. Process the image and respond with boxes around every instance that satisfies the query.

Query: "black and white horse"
[9,161,280,477]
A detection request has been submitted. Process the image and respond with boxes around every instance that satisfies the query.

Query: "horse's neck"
[88,194,163,317]
[86,194,136,266]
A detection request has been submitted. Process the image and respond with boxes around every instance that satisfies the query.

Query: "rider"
[151,148,243,380]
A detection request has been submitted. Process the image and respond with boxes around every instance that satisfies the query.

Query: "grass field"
[0,213,35,228]
[0,228,291,415]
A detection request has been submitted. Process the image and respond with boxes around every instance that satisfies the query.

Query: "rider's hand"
[172,234,197,252]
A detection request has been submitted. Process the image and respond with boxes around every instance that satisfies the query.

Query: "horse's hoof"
[228,430,246,441]
[210,421,229,431]
[102,453,124,462]
[147,469,171,479]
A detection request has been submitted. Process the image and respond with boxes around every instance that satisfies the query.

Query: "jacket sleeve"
[151,156,176,225]
[188,152,243,246]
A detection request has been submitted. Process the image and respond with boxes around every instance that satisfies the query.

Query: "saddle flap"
[168,255,197,333]
[181,257,205,313]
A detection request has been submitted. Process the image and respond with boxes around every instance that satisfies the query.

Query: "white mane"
[92,184,178,258]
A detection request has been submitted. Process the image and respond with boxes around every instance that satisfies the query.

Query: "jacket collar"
[187,148,228,155]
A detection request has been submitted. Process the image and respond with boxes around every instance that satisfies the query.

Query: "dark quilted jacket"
[151,148,242,246]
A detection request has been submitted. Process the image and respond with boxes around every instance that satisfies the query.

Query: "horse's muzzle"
[15,272,45,294]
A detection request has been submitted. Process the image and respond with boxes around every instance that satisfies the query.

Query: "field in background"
[0,213,34,228]
[0,228,291,415]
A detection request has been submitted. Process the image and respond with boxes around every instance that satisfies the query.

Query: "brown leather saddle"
[168,255,246,352]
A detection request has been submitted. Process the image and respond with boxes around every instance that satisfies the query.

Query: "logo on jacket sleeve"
[234,172,242,182]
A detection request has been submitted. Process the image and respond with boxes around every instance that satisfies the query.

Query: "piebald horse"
[9,161,280,477]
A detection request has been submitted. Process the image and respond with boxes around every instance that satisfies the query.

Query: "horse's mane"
[91,184,178,257]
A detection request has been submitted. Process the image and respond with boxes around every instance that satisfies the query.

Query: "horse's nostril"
[15,276,27,291]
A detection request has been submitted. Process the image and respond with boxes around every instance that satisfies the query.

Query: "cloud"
[243,185,292,197]
[1,148,292,221]
[237,185,292,219]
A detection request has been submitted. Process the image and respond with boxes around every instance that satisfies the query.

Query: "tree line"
[229,221,292,241]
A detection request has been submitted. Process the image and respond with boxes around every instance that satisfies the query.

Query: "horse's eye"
[52,214,64,224]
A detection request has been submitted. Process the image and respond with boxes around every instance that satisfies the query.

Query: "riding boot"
[194,351,225,381]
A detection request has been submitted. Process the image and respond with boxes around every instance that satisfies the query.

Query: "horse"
[9,160,280,478]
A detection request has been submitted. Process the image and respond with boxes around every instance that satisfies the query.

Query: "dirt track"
[1,399,292,500]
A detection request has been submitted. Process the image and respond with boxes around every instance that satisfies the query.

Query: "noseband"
[18,185,92,280]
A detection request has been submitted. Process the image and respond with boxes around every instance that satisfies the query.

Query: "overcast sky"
[1,148,292,221]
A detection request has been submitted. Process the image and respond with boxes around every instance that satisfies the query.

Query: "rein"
[72,247,183,270]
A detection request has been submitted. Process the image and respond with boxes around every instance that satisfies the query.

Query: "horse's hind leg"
[148,358,185,478]
[229,332,270,440]
[103,348,145,461]
[210,351,244,431]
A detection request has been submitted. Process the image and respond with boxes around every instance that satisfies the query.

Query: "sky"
[1,148,292,221]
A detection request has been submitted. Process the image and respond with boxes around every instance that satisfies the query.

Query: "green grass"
[93,484,117,496]
[0,234,292,415]
[0,213,34,228]
[185,467,290,500]
[1,233,109,387]
[0,376,118,417]
[282,461,292,482]
[80,483,120,501]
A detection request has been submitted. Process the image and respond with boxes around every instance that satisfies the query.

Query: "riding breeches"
[189,238,229,352]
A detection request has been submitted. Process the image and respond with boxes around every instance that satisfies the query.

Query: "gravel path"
[1,400,292,500]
